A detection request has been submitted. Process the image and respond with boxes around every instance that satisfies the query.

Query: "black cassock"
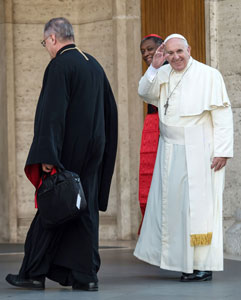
[19,44,118,285]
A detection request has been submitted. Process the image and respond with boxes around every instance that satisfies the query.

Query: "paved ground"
[0,243,241,300]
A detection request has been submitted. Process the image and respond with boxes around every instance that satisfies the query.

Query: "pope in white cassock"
[134,34,233,282]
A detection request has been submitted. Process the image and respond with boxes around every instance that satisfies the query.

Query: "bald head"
[42,17,75,59]
[44,17,75,42]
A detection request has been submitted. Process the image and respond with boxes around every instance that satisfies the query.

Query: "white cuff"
[146,65,160,81]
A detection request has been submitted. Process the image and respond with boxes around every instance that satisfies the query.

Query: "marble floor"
[0,242,241,300]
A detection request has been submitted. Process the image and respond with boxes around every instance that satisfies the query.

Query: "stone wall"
[0,0,9,241]
[0,0,142,242]
[2,0,240,250]
[206,0,241,255]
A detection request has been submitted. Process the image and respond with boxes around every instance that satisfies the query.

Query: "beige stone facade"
[0,0,143,243]
[0,0,241,255]
[205,0,241,255]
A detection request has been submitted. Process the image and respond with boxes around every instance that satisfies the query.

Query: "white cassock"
[134,57,233,273]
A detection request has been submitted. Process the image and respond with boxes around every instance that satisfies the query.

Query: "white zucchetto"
[164,33,188,44]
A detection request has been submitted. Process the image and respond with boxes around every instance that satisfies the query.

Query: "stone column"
[0,0,8,241]
[0,0,18,242]
[0,0,143,242]
[217,0,241,254]
[112,0,142,240]
[225,209,241,256]
[205,0,241,254]
[205,0,218,68]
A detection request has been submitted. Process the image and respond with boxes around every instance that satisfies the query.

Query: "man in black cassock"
[6,17,118,291]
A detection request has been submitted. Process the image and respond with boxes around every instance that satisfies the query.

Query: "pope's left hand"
[211,157,228,171]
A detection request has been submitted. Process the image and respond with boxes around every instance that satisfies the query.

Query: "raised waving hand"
[151,44,169,69]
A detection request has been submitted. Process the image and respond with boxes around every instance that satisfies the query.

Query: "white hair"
[164,34,188,47]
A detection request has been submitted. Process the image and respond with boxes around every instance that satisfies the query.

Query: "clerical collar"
[56,44,76,57]
[56,44,89,61]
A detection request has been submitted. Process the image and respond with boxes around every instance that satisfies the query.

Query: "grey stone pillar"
[0,0,9,242]
[112,0,142,240]
[0,0,18,242]
[0,0,143,242]
[225,209,241,256]
[205,0,241,255]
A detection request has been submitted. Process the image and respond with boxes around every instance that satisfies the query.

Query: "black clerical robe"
[19,44,118,285]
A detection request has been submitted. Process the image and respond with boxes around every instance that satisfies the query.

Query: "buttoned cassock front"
[134,58,233,273]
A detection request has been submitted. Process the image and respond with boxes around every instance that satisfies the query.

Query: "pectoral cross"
[164,99,169,115]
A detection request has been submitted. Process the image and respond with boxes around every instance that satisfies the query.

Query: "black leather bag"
[37,170,87,228]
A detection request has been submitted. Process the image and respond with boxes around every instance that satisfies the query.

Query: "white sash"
[160,122,213,246]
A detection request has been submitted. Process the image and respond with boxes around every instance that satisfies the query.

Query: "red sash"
[138,112,159,232]
[25,164,57,208]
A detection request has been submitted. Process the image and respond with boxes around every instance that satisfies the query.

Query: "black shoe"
[5,274,45,289]
[72,281,98,291]
[180,270,212,282]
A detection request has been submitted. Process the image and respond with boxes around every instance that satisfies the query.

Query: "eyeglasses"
[40,36,51,47]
